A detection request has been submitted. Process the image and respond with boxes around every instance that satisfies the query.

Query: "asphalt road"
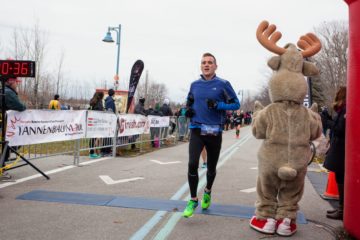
[0,126,343,240]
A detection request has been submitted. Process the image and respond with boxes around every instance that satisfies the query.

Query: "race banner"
[6,110,86,146]
[117,114,149,137]
[147,115,170,127]
[86,111,117,138]
[126,60,144,113]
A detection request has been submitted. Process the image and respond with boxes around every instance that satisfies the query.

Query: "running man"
[183,53,240,218]
[233,110,242,138]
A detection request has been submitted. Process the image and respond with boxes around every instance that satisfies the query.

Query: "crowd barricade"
[1,110,183,169]
[177,116,189,141]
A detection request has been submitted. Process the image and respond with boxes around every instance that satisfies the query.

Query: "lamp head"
[102,31,114,43]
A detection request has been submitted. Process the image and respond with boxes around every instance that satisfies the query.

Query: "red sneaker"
[276,218,297,236]
[249,216,276,234]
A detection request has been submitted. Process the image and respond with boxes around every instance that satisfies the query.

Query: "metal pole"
[1,77,7,168]
[307,76,313,106]
[115,25,121,90]
[1,77,7,148]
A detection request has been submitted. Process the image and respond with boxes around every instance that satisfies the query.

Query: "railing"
[1,113,191,170]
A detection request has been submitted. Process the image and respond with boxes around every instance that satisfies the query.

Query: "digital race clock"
[0,60,36,78]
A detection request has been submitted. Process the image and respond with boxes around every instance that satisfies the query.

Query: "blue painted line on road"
[17,189,115,206]
[130,134,254,240]
[16,189,307,224]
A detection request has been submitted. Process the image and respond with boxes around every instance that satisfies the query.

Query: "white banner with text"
[147,115,170,127]
[117,114,149,137]
[6,110,86,146]
[86,111,118,138]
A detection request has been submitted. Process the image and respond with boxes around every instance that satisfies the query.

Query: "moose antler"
[256,20,286,55]
[297,33,322,58]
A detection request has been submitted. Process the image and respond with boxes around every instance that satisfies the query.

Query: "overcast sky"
[0,0,349,103]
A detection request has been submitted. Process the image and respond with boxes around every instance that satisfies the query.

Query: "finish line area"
[1,128,341,239]
[17,189,307,224]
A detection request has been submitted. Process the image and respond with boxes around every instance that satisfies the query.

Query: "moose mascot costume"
[249,20,323,237]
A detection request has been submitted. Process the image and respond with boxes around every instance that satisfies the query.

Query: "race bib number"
[200,124,221,136]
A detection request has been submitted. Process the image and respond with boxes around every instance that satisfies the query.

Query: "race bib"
[200,124,221,136]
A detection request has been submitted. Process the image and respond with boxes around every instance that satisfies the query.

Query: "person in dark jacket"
[320,106,332,137]
[134,97,147,115]
[89,92,104,111]
[160,99,173,140]
[103,89,115,155]
[0,78,26,112]
[0,77,26,179]
[160,99,173,116]
[148,104,163,147]
[323,86,346,220]
[88,92,104,158]
[131,97,147,149]
[105,89,116,113]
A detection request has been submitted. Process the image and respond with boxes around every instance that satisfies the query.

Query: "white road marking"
[250,167,258,170]
[150,160,181,165]
[240,187,257,193]
[0,157,113,189]
[99,175,144,185]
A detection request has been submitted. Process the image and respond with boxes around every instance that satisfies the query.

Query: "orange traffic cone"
[322,171,339,200]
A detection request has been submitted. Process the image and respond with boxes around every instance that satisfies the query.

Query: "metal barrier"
[1,114,187,169]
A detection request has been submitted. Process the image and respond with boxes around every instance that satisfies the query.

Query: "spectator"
[224,111,232,131]
[134,97,147,115]
[131,97,147,150]
[102,89,116,155]
[323,86,347,220]
[0,77,26,180]
[105,89,116,113]
[160,99,173,116]
[320,106,332,137]
[48,94,61,110]
[177,105,189,141]
[148,104,163,147]
[160,98,173,140]
[88,92,104,159]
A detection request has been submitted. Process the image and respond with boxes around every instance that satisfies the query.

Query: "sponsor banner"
[117,114,149,137]
[147,115,170,127]
[86,111,117,138]
[126,60,144,113]
[6,110,86,146]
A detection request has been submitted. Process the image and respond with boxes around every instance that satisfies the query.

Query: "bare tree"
[252,68,273,107]
[136,73,168,108]
[253,84,271,106]
[8,21,48,108]
[313,21,348,108]
[55,48,65,95]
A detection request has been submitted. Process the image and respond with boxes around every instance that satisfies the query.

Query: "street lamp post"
[102,24,121,90]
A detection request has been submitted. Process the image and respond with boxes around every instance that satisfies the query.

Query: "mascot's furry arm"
[309,103,323,140]
[252,101,267,139]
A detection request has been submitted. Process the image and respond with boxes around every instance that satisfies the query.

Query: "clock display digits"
[21,62,29,75]
[0,60,35,78]
[13,62,21,75]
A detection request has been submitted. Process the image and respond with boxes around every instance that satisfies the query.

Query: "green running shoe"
[201,192,211,210]
[183,200,198,218]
